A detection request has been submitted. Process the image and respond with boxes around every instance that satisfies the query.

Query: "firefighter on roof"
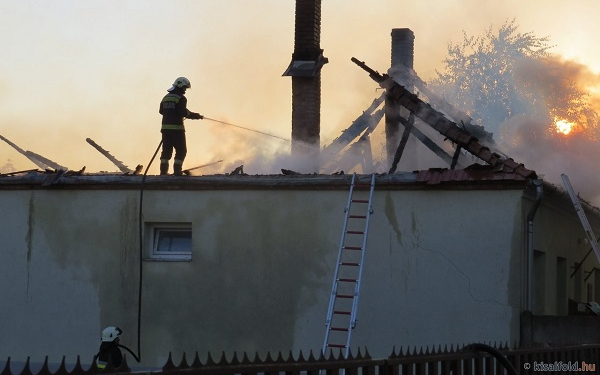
[159,77,204,175]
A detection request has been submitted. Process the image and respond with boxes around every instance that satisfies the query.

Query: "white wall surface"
[0,184,526,366]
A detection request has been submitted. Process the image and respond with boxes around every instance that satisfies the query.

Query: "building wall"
[526,192,600,316]
[0,185,526,366]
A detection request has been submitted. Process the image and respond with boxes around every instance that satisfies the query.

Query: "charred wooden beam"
[0,135,49,169]
[351,57,536,178]
[24,151,67,171]
[86,138,133,174]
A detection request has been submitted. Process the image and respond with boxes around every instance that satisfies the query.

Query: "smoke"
[496,56,600,204]
[0,159,16,174]
[186,117,325,176]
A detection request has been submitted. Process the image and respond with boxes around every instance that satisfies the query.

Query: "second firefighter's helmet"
[101,326,123,342]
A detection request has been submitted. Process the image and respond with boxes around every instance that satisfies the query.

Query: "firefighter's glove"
[188,113,203,120]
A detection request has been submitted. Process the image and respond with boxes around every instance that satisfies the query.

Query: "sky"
[2,0,600,187]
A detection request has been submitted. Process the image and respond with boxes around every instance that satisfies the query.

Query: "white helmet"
[172,77,191,89]
[101,326,123,342]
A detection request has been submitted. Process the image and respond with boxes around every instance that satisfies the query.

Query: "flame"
[553,117,576,135]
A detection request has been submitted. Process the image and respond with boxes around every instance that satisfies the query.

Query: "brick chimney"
[385,28,415,169]
[283,0,328,157]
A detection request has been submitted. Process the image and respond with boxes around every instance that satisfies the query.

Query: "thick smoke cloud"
[497,56,600,204]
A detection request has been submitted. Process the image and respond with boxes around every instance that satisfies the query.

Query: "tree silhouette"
[428,19,597,140]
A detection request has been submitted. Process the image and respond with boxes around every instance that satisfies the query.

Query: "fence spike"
[35,356,50,375]
[394,346,402,357]
[364,346,371,359]
[264,351,274,364]
[179,352,189,369]
[54,356,69,375]
[252,352,263,364]
[162,352,177,371]
[1,357,11,375]
[217,351,229,366]
[190,352,201,368]
[75,355,92,374]
[297,350,305,362]
[283,351,292,363]
[275,352,285,363]
[19,357,33,375]
[307,350,317,362]
[229,352,240,366]
[204,352,216,366]
[241,352,251,365]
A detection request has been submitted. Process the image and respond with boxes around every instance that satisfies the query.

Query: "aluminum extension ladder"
[561,174,600,264]
[322,173,376,357]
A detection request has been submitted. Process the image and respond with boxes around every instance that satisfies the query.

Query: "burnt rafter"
[389,64,495,144]
[351,57,536,179]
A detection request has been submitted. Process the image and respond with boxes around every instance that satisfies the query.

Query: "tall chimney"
[385,28,415,169]
[283,0,328,158]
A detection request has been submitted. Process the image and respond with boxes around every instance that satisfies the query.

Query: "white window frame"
[146,223,192,261]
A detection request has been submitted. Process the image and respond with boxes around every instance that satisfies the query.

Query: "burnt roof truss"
[349,57,536,179]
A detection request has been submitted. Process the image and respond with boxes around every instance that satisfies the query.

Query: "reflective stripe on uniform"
[161,96,180,103]
[96,360,107,369]
[161,124,185,130]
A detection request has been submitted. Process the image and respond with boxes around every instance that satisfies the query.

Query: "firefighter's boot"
[173,161,183,176]
[160,161,169,175]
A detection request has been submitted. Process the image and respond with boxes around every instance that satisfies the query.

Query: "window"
[147,223,192,261]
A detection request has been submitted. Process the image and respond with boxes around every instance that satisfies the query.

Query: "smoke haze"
[2,1,600,201]
[496,56,600,203]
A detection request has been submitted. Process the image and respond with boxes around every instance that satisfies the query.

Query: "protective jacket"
[96,342,123,369]
[159,87,196,131]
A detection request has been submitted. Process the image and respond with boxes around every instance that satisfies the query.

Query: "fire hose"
[132,116,297,361]
[202,117,291,142]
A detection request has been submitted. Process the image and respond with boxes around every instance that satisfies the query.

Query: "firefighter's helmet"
[101,326,123,342]
[172,77,191,89]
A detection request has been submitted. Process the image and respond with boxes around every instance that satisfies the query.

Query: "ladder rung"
[336,294,354,299]
[333,310,352,315]
[351,199,369,203]
[340,262,360,266]
[344,246,362,250]
[346,230,364,235]
[330,327,349,332]
[328,344,347,348]
[349,215,367,219]
[338,278,357,283]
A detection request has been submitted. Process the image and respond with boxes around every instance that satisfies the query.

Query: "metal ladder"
[561,174,600,264]
[322,173,376,357]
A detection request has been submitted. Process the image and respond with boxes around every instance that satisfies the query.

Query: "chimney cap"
[283,51,328,77]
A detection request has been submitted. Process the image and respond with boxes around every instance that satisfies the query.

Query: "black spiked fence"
[2,343,600,375]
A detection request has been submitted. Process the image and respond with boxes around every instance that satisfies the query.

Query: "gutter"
[526,179,544,311]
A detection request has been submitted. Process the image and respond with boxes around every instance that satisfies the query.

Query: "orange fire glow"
[553,117,576,135]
